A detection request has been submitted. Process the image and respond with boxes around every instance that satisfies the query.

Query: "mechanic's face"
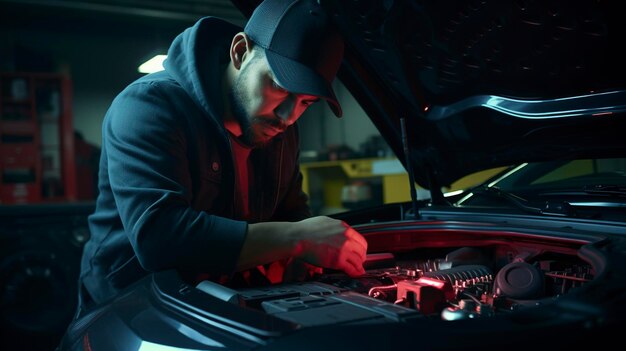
[230,47,319,147]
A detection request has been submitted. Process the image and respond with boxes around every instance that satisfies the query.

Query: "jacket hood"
[164,17,242,125]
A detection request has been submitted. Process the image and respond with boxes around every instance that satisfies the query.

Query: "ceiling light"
[138,55,167,74]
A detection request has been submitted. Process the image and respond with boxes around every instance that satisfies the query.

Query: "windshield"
[492,158,626,192]
[456,158,626,220]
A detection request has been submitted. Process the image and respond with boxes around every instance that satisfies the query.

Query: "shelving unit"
[0,73,77,204]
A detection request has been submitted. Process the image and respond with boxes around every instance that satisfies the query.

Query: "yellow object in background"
[301,157,509,215]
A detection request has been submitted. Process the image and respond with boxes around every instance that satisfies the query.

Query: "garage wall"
[1,6,382,152]
[1,19,186,147]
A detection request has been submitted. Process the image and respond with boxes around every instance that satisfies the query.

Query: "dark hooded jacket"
[81,17,311,304]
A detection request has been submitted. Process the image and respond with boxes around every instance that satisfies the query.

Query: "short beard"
[229,75,271,148]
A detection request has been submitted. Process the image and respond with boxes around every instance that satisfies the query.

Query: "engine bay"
[198,243,594,327]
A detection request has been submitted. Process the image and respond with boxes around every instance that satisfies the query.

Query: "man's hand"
[290,216,367,277]
[239,216,368,277]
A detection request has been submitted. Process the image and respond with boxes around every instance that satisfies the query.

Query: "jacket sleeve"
[103,80,247,274]
[272,124,312,221]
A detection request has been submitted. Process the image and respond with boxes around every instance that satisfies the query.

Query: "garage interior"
[0,1,409,350]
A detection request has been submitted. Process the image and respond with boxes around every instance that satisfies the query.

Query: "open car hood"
[232,0,626,191]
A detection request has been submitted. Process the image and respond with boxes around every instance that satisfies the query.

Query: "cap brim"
[265,50,343,118]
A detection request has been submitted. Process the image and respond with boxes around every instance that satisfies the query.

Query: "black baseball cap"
[244,0,344,117]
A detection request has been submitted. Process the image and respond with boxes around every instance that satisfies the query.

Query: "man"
[78,0,367,312]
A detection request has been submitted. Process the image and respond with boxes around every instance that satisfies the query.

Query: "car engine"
[199,245,594,327]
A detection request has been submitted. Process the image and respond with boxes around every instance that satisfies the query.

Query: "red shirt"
[228,133,253,221]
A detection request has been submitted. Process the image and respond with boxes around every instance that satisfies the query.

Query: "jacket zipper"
[271,139,284,216]
[225,135,237,218]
